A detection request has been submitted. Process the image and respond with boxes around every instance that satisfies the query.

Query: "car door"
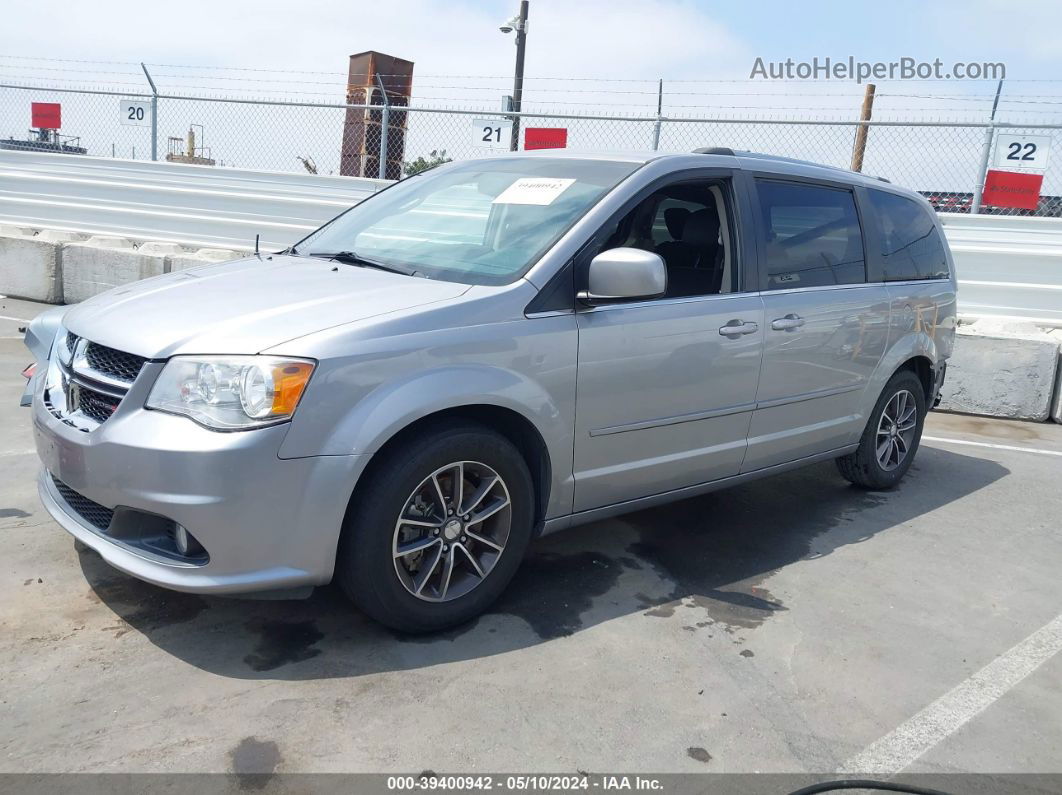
[572,173,765,513]
[743,176,890,471]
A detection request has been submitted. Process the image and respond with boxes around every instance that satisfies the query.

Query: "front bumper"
[32,374,368,595]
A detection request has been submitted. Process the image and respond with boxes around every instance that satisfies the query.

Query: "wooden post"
[851,83,876,172]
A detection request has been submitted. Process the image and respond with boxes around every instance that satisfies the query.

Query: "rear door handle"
[771,314,806,331]
[718,319,760,338]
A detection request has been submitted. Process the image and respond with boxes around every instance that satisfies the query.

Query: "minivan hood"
[63,255,470,358]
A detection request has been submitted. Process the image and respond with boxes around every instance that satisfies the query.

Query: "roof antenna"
[254,234,262,260]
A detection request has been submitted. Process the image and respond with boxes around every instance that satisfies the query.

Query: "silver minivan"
[23,149,956,632]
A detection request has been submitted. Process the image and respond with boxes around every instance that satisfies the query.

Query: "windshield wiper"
[309,250,415,276]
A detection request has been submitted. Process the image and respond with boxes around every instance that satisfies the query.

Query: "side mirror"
[578,247,667,304]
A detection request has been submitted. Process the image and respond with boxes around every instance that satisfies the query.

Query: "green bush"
[403,149,452,177]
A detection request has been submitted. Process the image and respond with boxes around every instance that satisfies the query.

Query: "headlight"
[146,356,315,431]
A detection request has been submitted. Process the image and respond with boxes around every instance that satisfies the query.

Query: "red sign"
[31,102,62,130]
[524,127,567,150]
[982,169,1043,211]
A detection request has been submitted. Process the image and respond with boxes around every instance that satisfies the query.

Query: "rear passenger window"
[868,190,950,281]
[757,181,866,289]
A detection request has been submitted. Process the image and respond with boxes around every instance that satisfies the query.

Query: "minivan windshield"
[299,157,639,285]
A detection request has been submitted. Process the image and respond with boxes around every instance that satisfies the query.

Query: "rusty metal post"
[851,83,876,172]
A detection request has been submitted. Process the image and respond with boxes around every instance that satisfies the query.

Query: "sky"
[3,0,1061,77]
[3,0,1062,112]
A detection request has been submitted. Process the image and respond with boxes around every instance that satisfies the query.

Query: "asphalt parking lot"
[1,296,1061,779]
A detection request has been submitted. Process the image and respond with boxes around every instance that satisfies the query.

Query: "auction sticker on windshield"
[493,178,576,205]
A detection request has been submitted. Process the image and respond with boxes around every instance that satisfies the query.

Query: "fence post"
[140,63,158,162]
[969,125,995,215]
[850,83,876,172]
[652,79,663,151]
[375,74,390,180]
[970,80,1004,215]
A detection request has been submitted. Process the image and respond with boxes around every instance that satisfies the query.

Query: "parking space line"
[0,449,36,458]
[0,314,31,323]
[838,613,1062,775]
[923,435,1062,458]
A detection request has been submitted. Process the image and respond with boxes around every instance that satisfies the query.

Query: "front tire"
[337,422,534,633]
[837,369,926,489]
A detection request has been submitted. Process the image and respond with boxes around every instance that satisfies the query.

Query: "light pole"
[499,0,529,151]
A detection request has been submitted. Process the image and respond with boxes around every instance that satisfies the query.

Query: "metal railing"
[0,148,385,250]
[3,81,1062,217]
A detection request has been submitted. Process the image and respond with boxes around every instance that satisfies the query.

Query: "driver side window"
[598,181,734,298]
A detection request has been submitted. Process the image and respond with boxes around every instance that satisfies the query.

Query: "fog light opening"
[173,524,205,557]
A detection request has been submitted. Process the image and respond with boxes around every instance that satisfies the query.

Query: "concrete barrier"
[3,232,242,304]
[62,237,181,303]
[0,224,35,237]
[938,319,1061,422]
[0,226,84,303]
[169,248,241,272]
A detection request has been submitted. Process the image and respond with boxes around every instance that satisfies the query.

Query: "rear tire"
[836,369,926,489]
[337,421,534,633]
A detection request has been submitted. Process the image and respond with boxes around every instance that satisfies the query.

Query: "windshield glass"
[299,157,640,285]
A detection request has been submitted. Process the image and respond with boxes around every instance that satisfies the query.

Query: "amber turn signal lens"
[271,362,315,416]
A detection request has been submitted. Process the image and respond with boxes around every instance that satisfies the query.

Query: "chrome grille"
[77,387,121,424]
[47,334,146,430]
[84,342,146,384]
[51,476,114,531]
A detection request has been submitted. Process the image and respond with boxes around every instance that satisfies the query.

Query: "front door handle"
[771,313,806,331]
[718,319,759,338]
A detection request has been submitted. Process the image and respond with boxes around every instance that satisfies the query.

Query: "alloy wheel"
[392,461,512,602]
[875,389,918,471]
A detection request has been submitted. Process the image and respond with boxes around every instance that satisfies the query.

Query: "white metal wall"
[0,150,387,251]
[941,214,1062,326]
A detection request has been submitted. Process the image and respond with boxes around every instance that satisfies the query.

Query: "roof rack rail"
[692,147,890,182]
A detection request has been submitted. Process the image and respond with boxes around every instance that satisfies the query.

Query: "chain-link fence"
[3,82,1062,216]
